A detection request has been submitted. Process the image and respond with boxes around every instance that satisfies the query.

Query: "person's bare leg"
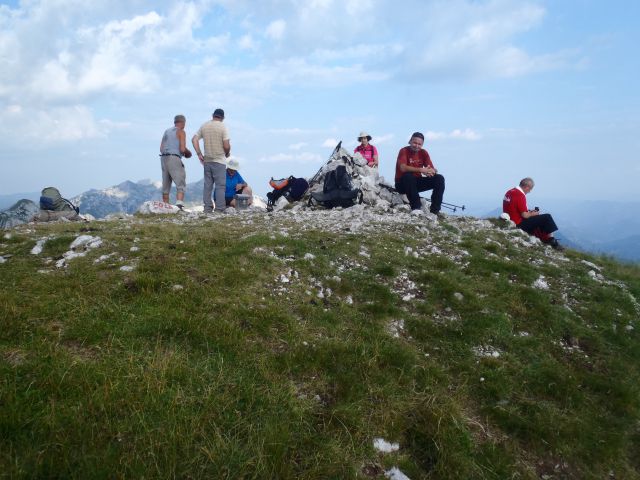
[242,186,253,205]
[163,194,170,203]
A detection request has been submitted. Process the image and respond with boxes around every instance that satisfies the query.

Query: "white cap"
[227,157,240,170]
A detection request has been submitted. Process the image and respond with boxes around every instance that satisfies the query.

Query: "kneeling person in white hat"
[225,157,253,207]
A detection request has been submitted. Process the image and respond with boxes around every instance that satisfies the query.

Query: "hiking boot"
[544,238,565,251]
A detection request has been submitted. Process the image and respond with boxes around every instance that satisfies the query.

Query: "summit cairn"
[306,142,406,210]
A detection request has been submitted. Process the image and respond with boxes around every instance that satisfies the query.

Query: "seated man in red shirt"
[503,177,563,250]
[394,132,445,215]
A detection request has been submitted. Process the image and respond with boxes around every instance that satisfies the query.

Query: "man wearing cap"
[224,157,253,208]
[503,177,564,250]
[191,108,231,213]
[159,114,192,208]
[354,131,379,167]
[395,132,445,215]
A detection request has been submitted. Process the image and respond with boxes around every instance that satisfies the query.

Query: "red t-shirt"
[395,146,434,181]
[503,187,528,225]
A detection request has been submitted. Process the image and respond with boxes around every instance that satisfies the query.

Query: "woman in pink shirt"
[354,131,379,167]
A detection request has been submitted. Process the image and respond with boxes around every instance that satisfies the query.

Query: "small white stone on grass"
[172,284,184,291]
[345,295,353,305]
[453,292,464,301]
[0,256,7,264]
[120,265,135,272]
[30,238,48,255]
[130,246,139,252]
[385,466,411,480]
[70,235,102,250]
[373,438,400,453]
[533,276,549,290]
[304,253,315,260]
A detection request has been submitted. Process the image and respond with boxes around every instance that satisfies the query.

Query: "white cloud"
[258,152,323,164]
[238,34,256,50]
[373,133,394,144]
[0,104,107,143]
[425,129,482,141]
[288,142,308,150]
[322,138,339,148]
[265,19,286,40]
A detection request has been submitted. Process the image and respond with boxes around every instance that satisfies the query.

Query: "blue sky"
[1,0,639,204]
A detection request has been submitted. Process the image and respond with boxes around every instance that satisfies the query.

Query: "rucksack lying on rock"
[308,165,363,209]
[37,187,80,222]
[266,176,309,211]
[40,187,79,214]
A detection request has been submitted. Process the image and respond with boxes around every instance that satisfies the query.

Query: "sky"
[1,0,639,205]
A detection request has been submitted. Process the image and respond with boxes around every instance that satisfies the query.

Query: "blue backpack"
[266,176,309,211]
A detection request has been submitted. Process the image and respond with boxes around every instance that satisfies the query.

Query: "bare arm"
[399,163,436,176]
[177,130,186,154]
[223,139,231,157]
[192,135,204,163]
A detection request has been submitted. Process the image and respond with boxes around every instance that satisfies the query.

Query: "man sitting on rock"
[394,132,445,215]
[503,177,564,250]
[224,157,252,208]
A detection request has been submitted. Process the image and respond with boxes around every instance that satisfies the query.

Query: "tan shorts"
[161,155,186,194]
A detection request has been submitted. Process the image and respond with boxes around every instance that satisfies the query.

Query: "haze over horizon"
[1,0,638,203]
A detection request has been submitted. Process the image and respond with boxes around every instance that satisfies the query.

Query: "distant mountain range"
[1,183,638,263]
[70,179,207,218]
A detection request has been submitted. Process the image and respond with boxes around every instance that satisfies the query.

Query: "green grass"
[1,214,639,479]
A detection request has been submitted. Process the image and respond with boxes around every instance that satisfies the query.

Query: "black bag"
[309,165,362,209]
[266,176,309,211]
[39,187,79,213]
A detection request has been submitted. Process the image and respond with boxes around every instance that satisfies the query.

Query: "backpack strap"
[63,198,80,214]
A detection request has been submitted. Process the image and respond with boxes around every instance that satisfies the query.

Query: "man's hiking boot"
[544,237,565,251]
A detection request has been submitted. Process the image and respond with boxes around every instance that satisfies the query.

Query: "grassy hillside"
[1,207,639,479]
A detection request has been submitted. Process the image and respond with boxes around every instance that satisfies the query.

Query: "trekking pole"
[441,201,465,212]
[419,196,466,213]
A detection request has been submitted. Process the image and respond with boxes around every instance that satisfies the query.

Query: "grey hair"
[519,177,535,188]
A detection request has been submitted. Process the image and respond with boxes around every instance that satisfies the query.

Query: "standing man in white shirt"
[192,108,231,213]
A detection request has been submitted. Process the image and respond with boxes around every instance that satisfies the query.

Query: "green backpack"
[39,187,79,213]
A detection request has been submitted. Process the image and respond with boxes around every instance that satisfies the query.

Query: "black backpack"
[266,176,309,211]
[309,165,362,209]
[39,187,79,213]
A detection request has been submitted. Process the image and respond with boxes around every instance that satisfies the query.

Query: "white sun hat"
[227,157,240,170]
